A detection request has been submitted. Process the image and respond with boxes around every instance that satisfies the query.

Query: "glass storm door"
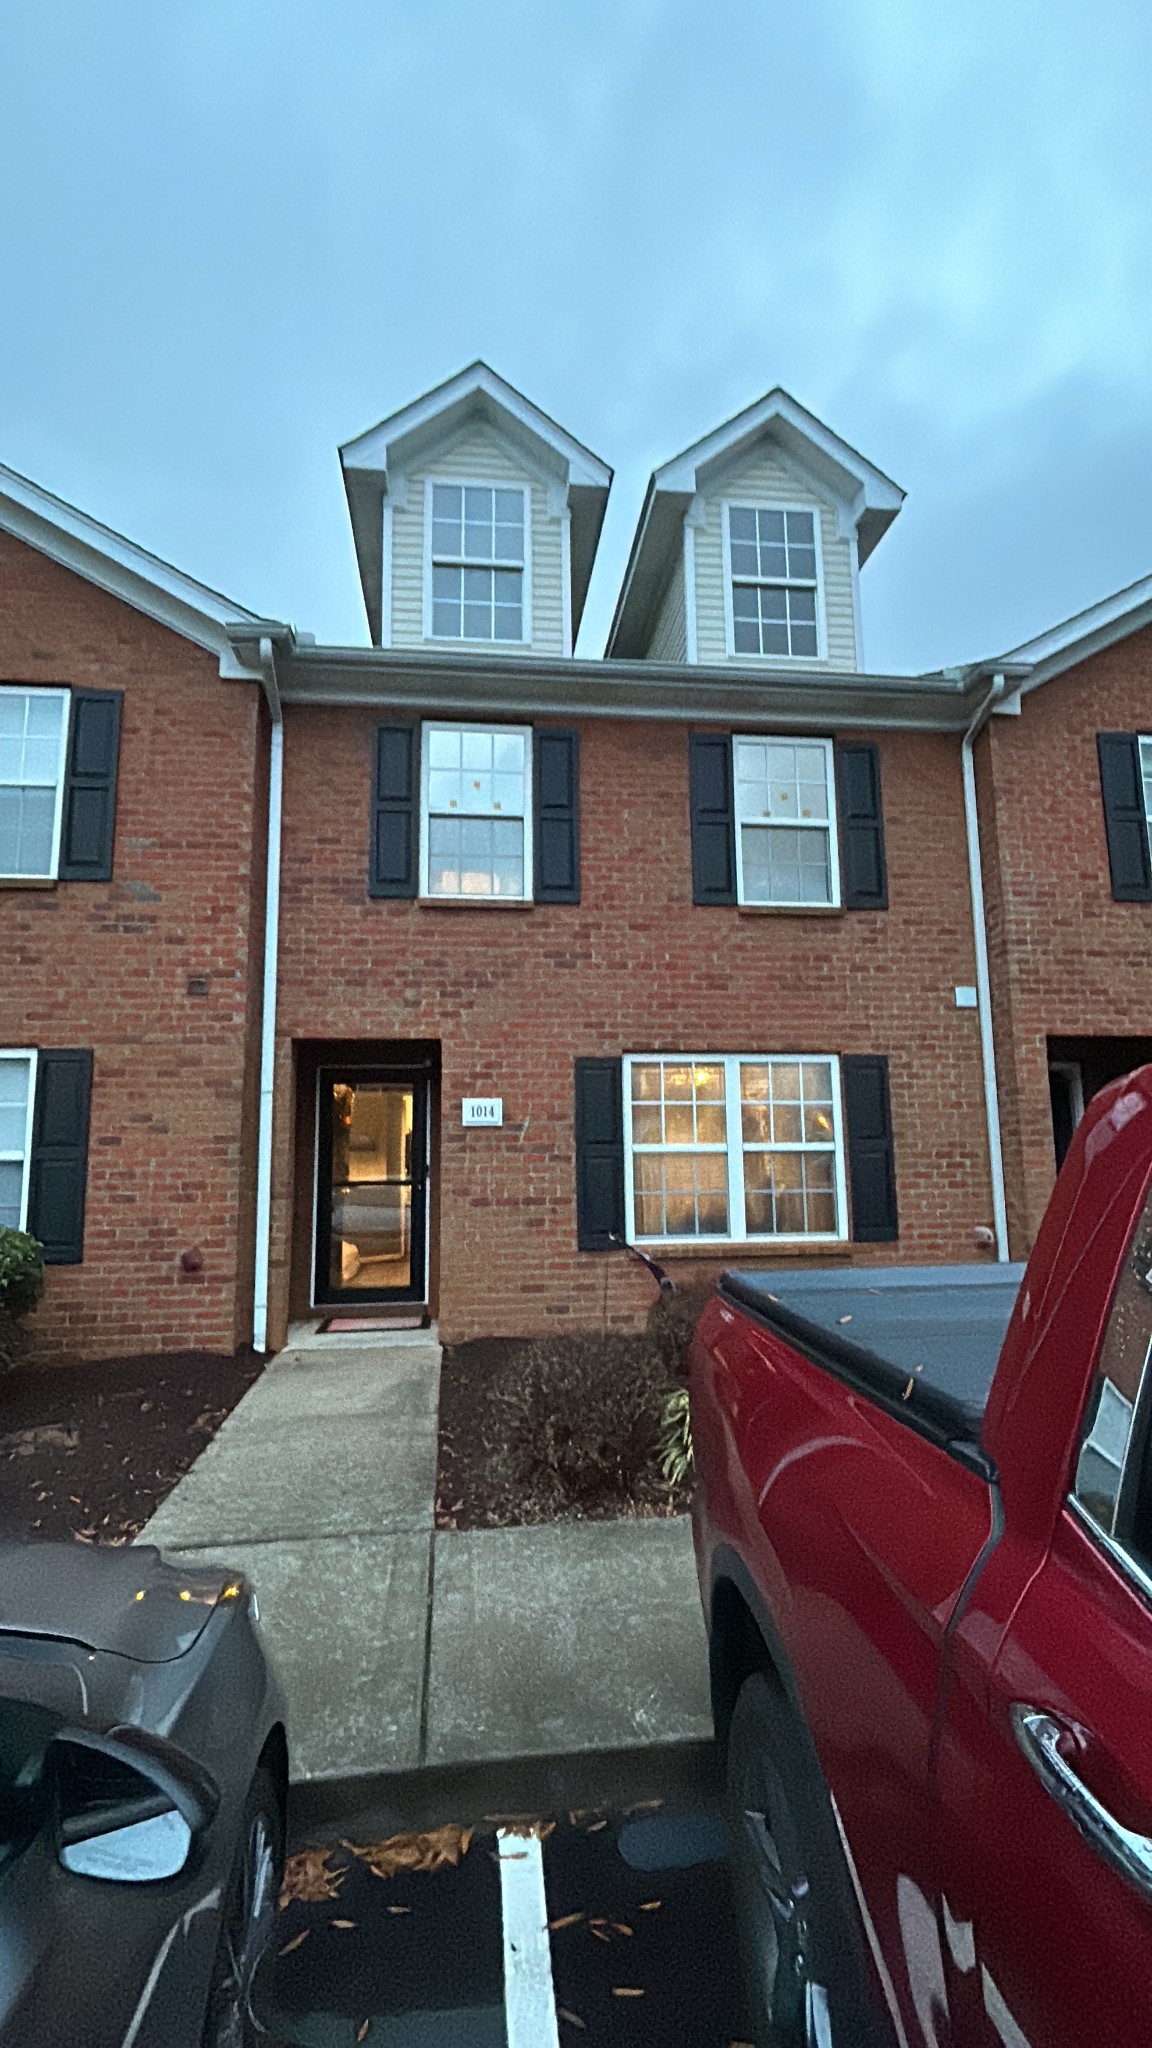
[314,1070,428,1305]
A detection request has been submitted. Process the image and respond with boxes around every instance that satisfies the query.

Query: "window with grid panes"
[0,1054,35,1232]
[728,505,821,658]
[623,1054,845,1244]
[0,690,69,879]
[734,737,838,906]
[421,723,531,899]
[429,483,526,642]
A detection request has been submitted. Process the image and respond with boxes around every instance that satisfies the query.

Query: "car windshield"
[0,1698,64,1868]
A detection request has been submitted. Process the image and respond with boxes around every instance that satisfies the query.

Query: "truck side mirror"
[50,1725,219,1884]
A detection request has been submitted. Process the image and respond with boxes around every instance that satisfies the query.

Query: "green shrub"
[0,1229,44,1320]
[0,1228,44,1373]
[657,1387,694,1485]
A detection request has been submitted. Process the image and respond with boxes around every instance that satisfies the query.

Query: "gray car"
[0,1539,287,2047]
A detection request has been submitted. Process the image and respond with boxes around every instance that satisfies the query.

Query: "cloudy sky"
[2,0,1148,670]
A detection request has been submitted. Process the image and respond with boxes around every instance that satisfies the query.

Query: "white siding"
[647,549,687,663]
[692,440,858,671]
[389,421,566,656]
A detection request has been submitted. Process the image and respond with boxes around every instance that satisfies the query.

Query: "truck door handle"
[1011,1705,1152,1900]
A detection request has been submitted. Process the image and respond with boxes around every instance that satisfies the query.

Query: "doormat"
[319,1314,427,1333]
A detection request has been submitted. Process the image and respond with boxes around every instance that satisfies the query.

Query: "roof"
[999,570,1152,693]
[339,361,613,645]
[607,386,906,659]
[0,460,276,677]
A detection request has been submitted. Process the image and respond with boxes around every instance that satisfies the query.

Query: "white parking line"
[498,1828,560,2048]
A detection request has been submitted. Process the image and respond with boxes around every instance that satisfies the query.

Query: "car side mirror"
[50,1725,219,1885]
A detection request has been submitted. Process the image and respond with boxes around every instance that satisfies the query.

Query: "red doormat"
[319,1314,427,1333]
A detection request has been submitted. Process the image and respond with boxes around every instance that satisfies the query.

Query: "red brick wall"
[0,534,265,1362]
[977,628,1152,1252]
[268,706,998,1345]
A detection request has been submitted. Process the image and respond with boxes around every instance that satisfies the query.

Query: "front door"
[314,1068,428,1306]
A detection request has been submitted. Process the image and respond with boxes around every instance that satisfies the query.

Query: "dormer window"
[427,481,529,643]
[726,504,822,659]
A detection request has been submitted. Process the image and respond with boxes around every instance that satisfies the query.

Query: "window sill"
[635,1239,852,1261]
[0,876,58,891]
[418,895,534,911]
[422,637,534,652]
[736,903,844,917]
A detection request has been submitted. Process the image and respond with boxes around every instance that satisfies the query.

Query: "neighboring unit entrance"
[313,1067,429,1306]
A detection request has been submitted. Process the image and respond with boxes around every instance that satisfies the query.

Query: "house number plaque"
[462,1097,503,1126]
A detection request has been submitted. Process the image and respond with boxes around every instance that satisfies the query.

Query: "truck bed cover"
[720,1262,1026,1448]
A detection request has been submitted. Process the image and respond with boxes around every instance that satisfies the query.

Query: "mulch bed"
[436,1334,692,1532]
[0,1348,263,1545]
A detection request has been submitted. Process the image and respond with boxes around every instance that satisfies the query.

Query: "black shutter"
[689,733,736,904]
[534,728,580,902]
[370,725,418,898]
[60,690,122,882]
[575,1057,624,1251]
[26,1050,93,1265]
[836,741,888,910]
[1097,733,1152,902]
[843,1055,898,1243]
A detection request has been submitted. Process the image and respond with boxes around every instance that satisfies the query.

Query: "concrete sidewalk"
[138,1334,712,1782]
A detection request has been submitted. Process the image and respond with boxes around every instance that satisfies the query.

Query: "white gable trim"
[652,387,904,549]
[1002,573,1152,692]
[0,462,272,678]
[340,361,612,492]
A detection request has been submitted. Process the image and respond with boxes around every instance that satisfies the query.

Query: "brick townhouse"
[2,362,1150,1361]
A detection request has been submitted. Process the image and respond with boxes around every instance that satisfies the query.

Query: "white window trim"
[419,720,534,903]
[721,498,828,662]
[0,1048,38,1232]
[1138,735,1152,848]
[621,1051,849,1247]
[732,734,842,910]
[422,476,533,647]
[0,686,70,881]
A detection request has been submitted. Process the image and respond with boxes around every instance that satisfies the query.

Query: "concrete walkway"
[139,1334,712,1783]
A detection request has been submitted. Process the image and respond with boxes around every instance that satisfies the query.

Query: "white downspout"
[961,672,1009,1261]
[253,637,283,1354]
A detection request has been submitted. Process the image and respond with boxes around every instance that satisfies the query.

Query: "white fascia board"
[1001,573,1152,693]
[339,361,611,492]
[0,463,272,678]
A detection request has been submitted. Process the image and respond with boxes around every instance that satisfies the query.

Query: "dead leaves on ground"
[341,1824,474,1879]
[279,1848,347,1908]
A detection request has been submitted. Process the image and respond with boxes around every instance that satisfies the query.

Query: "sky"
[1,0,1149,672]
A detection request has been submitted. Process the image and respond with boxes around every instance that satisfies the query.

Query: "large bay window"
[623,1053,846,1244]
[420,722,532,899]
[427,481,528,642]
[0,690,69,880]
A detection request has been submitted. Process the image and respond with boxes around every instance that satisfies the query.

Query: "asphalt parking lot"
[256,1745,753,2047]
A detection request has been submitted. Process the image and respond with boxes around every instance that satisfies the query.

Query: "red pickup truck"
[691,1065,1152,2048]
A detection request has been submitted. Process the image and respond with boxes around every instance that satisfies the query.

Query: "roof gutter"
[961,672,1010,1261]
[252,636,283,1355]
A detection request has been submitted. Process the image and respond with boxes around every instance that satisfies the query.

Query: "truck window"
[1073,1174,1152,1571]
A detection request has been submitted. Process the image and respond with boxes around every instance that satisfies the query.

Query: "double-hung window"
[727,504,822,658]
[0,690,69,880]
[623,1053,846,1244]
[421,722,532,899]
[0,1052,36,1233]
[734,736,839,906]
[428,482,528,643]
